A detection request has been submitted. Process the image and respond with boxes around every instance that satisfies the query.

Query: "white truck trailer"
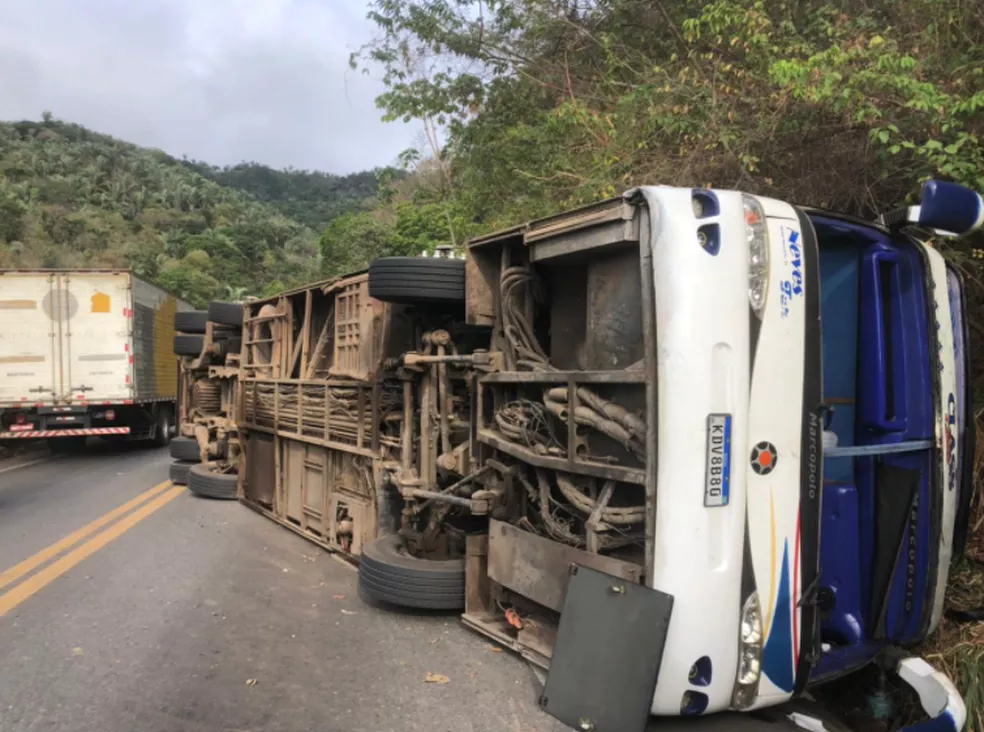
[0,269,191,450]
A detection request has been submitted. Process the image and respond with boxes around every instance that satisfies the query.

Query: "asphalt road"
[0,444,567,732]
[0,445,824,732]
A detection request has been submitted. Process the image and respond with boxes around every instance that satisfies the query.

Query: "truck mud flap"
[541,565,673,732]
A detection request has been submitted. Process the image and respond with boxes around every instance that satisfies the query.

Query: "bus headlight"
[743,196,769,318]
[733,590,763,709]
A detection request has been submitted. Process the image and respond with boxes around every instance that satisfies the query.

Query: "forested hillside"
[0,117,379,306]
[181,160,393,232]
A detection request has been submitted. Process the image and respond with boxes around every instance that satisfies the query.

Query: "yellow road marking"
[0,480,174,593]
[0,484,185,617]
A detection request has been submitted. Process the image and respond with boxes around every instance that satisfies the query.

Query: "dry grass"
[920,423,984,732]
[921,563,984,731]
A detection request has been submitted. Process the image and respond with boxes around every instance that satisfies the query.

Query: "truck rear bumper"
[0,427,131,439]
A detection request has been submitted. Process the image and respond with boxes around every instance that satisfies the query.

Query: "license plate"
[9,424,35,432]
[704,414,732,507]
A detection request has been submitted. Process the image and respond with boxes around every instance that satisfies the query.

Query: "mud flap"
[540,565,673,732]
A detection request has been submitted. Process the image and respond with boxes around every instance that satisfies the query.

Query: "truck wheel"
[169,436,201,462]
[153,407,172,447]
[368,257,465,306]
[187,463,238,500]
[207,301,244,327]
[169,460,194,485]
[358,535,465,610]
[174,334,204,356]
[174,310,208,334]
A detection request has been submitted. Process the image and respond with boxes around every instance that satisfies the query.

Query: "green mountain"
[181,160,395,233]
[0,117,380,306]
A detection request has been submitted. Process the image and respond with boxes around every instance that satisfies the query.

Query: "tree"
[392,200,468,254]
[356,0,984,216]
[224,285,250,301]
[318,211,399,276]
[157,254,220,307]
[0,188,26,242]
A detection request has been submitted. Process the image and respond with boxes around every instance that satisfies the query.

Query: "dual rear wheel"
[359,257,469,610]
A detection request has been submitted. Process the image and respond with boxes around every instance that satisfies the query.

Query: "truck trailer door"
[60,272,133,404]
[0,272,59,406]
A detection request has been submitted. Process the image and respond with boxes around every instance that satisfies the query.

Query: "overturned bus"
[236,181,978,730]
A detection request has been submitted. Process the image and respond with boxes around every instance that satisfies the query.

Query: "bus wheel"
[358,535,465,610]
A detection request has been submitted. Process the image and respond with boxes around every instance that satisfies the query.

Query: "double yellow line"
[0,480,185,616]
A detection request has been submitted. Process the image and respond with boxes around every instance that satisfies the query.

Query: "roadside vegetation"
[926,459,984,730]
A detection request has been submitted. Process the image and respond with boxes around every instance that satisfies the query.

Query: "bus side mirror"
[916,181,984,236]
[879,180,984,236]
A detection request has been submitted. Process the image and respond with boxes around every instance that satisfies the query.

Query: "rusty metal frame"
[235,194,659,670]
[238,273,397,556]
[176,316,241,471]
[460,196,657,664]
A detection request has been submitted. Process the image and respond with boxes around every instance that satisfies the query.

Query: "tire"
[169,436,201,462]
[208,301,244,327]
[169,460,194,485]
[174,310,208,334]
[174,334,204,356]
[188,463,238,500]
[368,257,465,306]
[358,535,465,610]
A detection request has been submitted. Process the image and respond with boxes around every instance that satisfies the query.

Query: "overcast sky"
[0,0,419,174]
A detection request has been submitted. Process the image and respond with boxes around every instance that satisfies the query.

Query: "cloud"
[0,0,417,173]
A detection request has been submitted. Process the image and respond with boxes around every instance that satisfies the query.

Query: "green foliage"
[181,160,402,232]
[0,187,26,242]
[392,199,468,252]
[0,117,381,307]
[356,0,984,219]
[157,253,222,305]
[319,211,401,277]
[317,191,473,278]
